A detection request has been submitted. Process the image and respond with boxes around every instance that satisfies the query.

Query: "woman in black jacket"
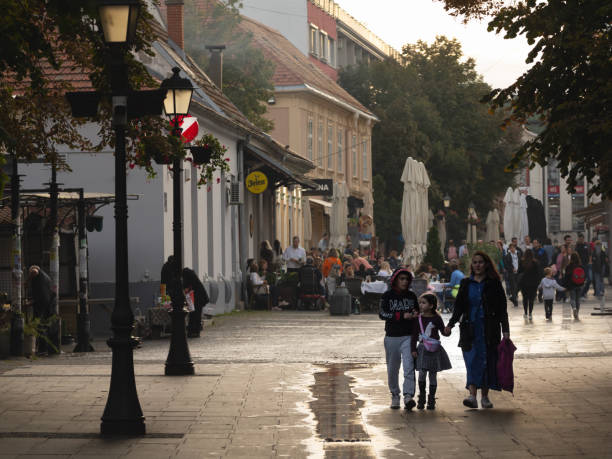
[445,251,510,409]
[518,249,541,320]
[182,267,210,338]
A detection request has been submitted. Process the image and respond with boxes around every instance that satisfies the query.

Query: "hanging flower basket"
[190,146,213,165]
[139,134,183,165]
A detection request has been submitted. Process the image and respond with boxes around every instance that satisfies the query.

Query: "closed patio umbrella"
[330,182,348,250]
[485,209,500,243]
[302,197,312,249]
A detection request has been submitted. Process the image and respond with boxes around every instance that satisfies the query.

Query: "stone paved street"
[1,296,612,458]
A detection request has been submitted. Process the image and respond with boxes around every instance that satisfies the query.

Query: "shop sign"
[302,179,333,196]
[548,185,560,196]
[245,171,268,194]
[574,185,585,194]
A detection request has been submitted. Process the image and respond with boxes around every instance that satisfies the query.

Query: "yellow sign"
[245,171,268,194]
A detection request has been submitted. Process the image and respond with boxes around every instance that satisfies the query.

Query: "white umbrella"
[437,214,447,253]
[330,182,348,250]
[302,197,312,249]
[362,188,374,219]
[401,157,416,265]
[503,187,514,241]
[485,209,500,243]
[401,158,431,266]
[467,208,478,244]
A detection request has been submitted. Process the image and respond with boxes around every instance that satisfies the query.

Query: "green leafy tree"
[437,0,612,199]
[339,37,520,249]
[184,0,275,132]
[424,225,445,271]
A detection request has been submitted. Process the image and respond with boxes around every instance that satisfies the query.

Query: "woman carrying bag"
[444,251,510,409]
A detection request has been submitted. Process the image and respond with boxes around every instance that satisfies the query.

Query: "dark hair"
[564,234,572,241]
[570,252,581,265]
[273,240,282,255]
[470,251,500,280]
[328,248,339,259]
[419,293,439,314]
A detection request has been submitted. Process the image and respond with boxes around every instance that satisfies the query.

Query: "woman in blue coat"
[445,251,510,409]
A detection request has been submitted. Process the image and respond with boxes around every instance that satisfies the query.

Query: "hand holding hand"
[503,332,510,339]
[411,351,417,358]
[444,326,451,335]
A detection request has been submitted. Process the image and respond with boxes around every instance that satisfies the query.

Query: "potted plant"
[0,305,11,358]
[23,314,59,357]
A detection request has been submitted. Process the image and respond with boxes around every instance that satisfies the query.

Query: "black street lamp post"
[97,0,145,436]
[160,68,195,376]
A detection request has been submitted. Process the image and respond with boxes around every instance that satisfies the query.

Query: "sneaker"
[529,314,533,320]
[404,398,416,411]
[524,314,528,319]
[462,395,478,409]
[573,309,579,320]
[481,396,493,409]
[390,395,400,409]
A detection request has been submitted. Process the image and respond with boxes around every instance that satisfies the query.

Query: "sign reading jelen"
[246,171,268,194]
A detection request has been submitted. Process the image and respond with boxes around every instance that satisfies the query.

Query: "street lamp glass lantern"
[98,0,140,45]
[161,68,194,117]
[443,195,451,208]
[468,201,475,213]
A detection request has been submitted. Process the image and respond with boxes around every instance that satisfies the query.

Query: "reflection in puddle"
[309,363,376,458]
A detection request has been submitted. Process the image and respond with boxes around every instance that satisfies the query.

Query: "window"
[362,138,368,179]
[337,129,343,172]
[327,124,333,169]
[351,135,357,177]
[317,120,323,167]
[307,118,313,160]
[329,37,335,67]
[309,26,318,56]
[319,32,327,61]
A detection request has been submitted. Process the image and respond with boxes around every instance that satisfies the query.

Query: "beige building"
[241,17,377,250]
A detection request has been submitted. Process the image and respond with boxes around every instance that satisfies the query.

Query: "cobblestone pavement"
[1,295,611,458]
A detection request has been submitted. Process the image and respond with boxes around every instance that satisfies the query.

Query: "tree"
[424,225,444,271]
[436,0,612,199]
[184,0,275,132]
[339,37,520,248]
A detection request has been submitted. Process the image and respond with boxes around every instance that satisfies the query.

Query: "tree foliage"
[424,225,445,271]
[339,37,520,249]
[484,0,612,199]
[184,0,275,132]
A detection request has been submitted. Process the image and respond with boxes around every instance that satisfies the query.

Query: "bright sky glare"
[334,0,532,89]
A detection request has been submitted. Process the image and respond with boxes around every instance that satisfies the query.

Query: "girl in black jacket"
[446,251,510,409]
[518,249,541,320]
[379,268,419,410]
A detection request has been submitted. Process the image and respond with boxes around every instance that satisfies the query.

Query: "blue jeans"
[569,288,581,312]
[593,271,604,297]
[581,264,593,297]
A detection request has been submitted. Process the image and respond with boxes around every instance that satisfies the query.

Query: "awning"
[244,144,317,189]
[574,201,606,218]
[309,198,332,209]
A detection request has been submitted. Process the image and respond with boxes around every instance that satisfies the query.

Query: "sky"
[334,0,532,89]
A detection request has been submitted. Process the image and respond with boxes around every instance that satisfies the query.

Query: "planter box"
[0,332,10,358]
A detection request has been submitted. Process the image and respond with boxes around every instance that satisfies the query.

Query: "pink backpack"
[497,338,517,393]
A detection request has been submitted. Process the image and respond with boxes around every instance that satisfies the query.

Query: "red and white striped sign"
[170,115,199,143]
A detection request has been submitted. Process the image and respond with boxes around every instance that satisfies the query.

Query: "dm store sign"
[246,171,268,194]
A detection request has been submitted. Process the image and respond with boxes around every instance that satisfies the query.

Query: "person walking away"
[555,244,569,302]
[458,240,469,258]
[518,249,541,320]
[182,268,210,338]
[538,267,566,320]
[575,233,592,299]
[379,268,419,410]
[543,238,554,268]
[563,252,585,319]
[444,261,465,313]
[283,236,306,273]
[318,232,330,254]
[411,293,451,410]
[445,251,510,409]
[504,244,521,307]
[532,239,548,302]
[592,241,608,298]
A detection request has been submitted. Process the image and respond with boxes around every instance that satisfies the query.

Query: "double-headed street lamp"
[160,68,195,376]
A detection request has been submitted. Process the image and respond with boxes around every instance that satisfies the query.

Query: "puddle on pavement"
[309,363,377,458]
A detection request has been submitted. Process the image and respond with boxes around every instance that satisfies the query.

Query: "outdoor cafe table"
[429,281,445,293]
[361,281,388,295]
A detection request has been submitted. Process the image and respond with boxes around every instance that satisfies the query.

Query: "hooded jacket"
[379,268,418,337]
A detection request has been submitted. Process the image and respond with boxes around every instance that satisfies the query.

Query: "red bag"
[571,266,586,286]
[497,338,517,394]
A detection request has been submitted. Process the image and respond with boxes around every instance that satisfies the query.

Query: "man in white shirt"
[283,236,306,273]
[458,240,469,258]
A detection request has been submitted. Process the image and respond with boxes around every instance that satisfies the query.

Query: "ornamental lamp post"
[98,0,145,436]
[468,201,475,214]
[160,67,195,376]
[443,195,451,209]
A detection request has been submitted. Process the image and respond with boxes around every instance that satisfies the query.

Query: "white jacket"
[538,277,565,300]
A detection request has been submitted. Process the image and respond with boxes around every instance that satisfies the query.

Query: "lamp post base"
[164,308,195,376]
[101,329,146,435]
[74,312,94,352]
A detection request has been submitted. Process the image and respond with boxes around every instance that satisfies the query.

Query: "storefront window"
[547,164,560,232]
[327,124,333,169]
[337,129,343,172]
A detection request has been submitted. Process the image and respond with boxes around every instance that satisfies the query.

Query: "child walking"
[538,267,566,320]
[379,268,419,410]
[411,293,452,410]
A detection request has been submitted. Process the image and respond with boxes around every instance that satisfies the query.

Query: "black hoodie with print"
[379,268,419,337]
